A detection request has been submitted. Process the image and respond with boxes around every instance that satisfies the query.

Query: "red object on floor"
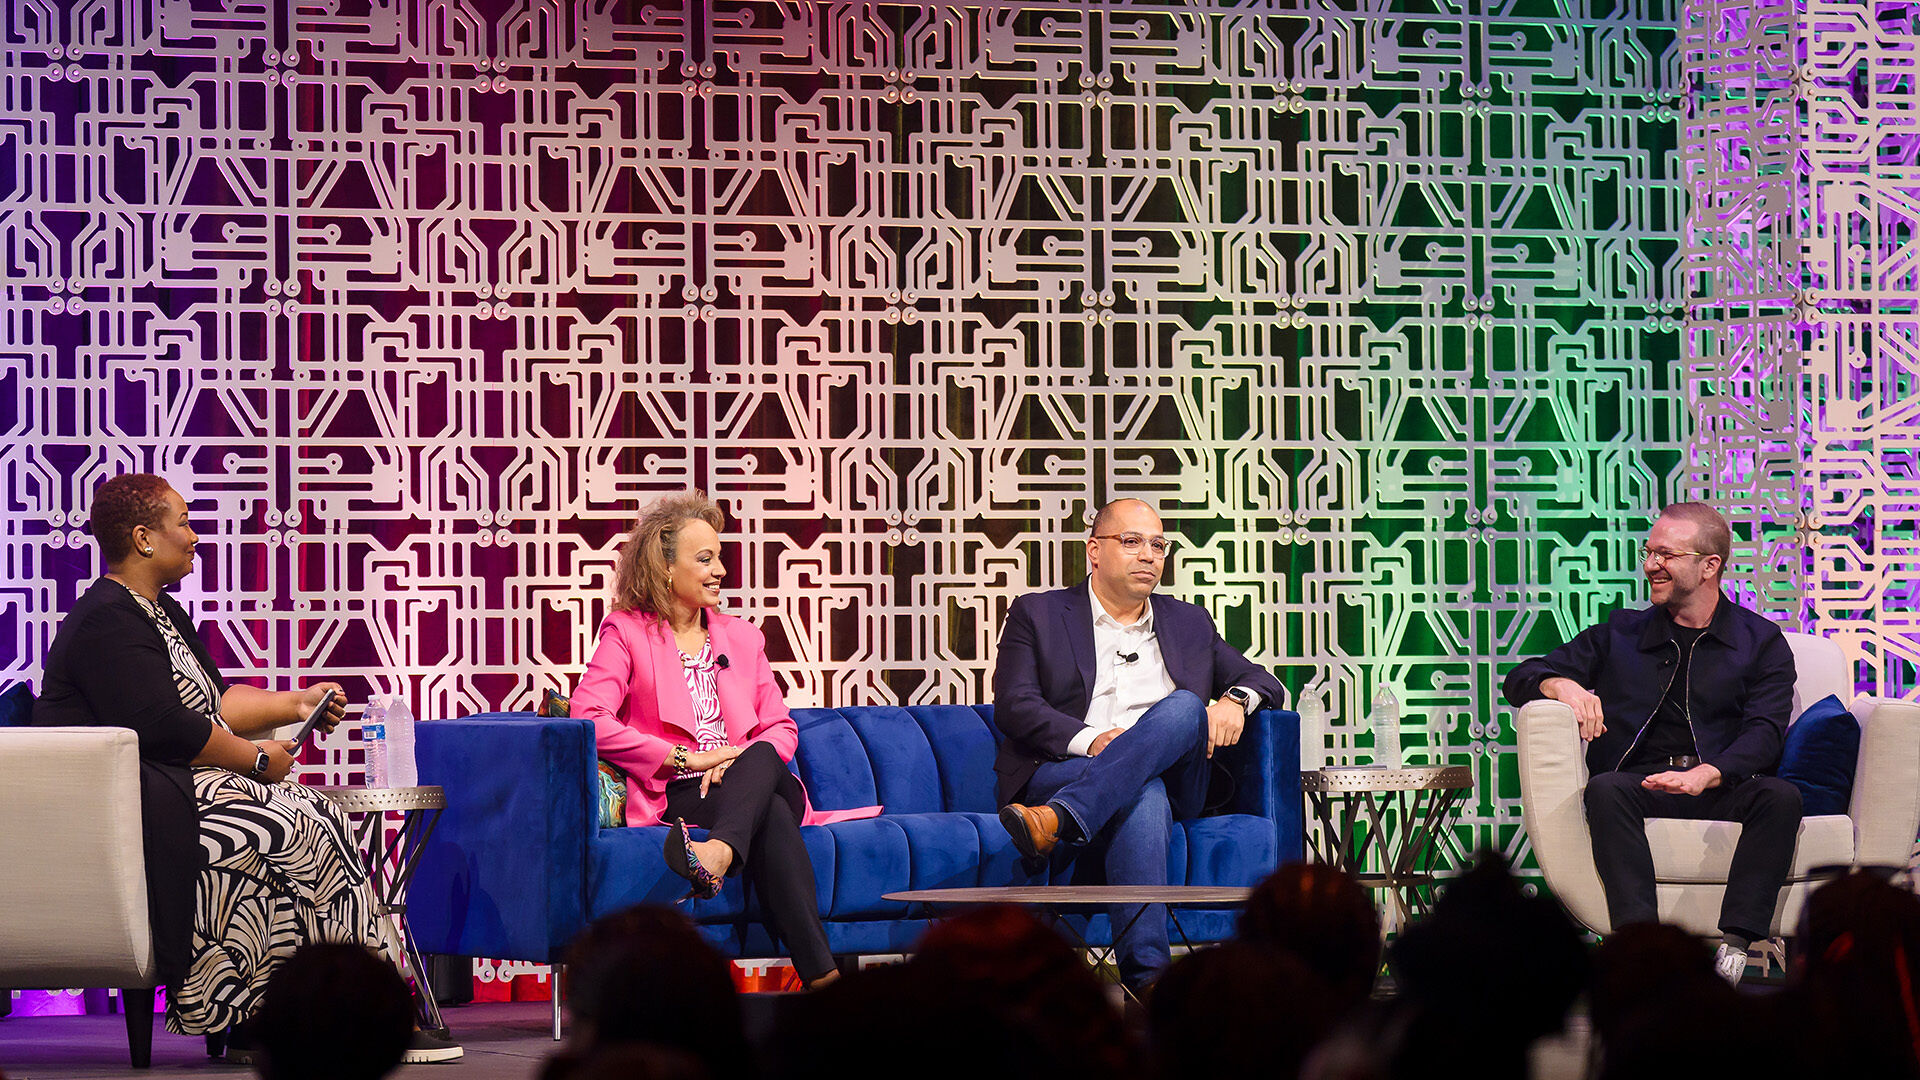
[467,957,799,999]
[731,959,802,993]
[472,959,555,1002]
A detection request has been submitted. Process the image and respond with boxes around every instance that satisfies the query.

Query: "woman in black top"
[34,474,400,1053]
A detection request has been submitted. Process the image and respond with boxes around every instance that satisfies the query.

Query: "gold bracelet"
[671,745,689,771]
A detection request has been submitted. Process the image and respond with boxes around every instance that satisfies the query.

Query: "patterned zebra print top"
[117,581,230,733]
[674,636,728,777]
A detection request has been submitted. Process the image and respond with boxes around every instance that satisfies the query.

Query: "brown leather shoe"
[999,802,1061,860]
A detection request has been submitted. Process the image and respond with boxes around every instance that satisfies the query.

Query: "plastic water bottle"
[378,694,418,788]
[1371,685,1402,770]
[362,702,389,788]
[1298,683,1327,770]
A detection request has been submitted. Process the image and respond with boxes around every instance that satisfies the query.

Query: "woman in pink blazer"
[570,491,876,988]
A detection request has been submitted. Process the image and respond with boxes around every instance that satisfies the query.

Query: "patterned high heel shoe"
[664,818,723,901]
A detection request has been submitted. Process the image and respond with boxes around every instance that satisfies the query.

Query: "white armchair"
[1516,631,1920,937]
[0,725,159,1066]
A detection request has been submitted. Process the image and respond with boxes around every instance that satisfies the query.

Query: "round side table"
[1300,765,1473,933]
[312,785,452,1038]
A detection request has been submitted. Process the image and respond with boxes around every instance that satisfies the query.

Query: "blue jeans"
[1023,690,1210,987]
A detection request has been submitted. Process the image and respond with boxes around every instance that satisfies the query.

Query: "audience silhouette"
[519,859,1920,1080]
[546,905,750,1080]
[253,943,413,1080]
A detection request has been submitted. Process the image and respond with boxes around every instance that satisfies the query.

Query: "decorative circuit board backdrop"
[2,0,1685,869]
[1682,0,1920,701]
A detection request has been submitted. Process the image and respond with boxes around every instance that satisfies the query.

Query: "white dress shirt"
[1068,587,1267,757]
[1069,601,1178,756]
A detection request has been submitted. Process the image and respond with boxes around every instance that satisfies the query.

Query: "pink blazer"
[571,608,881,829]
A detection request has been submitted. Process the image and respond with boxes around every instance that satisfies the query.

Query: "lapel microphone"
[1117,651,1139,664]
[716,654,730,670]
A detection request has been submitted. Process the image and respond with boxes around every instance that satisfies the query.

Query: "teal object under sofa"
[408,704,1302,964]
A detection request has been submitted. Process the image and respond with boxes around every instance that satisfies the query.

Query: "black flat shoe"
[207,1018,262,1064]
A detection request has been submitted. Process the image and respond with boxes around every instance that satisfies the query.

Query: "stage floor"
[0,1001,564,1080]
[2,997,1592,1080]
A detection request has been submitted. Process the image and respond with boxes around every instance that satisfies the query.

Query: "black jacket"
[33,578,222,986]
[1503,593,1796,783]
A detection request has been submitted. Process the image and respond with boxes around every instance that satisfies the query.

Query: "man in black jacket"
[1504,502,1800,984]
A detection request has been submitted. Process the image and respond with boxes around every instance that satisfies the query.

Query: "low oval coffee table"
[884,885,1252,1002]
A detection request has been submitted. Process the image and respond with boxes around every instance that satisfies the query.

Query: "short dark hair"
[1089,498,1153,537]
[1237,862,1381,1015]
[565,905,748,1079]
[1659,502,1733,564]
[87,474,173,563]
[255,944,413,1080]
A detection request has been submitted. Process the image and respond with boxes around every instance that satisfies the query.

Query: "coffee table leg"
[1030,908,1151,1007]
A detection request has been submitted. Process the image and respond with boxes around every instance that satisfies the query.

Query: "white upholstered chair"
[0,725,159,1066]
[1516,631,1920,937]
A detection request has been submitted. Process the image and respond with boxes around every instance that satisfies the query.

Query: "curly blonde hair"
[612,491,725,617]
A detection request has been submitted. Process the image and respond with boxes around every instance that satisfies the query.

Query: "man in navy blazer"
[991,498,1284,989]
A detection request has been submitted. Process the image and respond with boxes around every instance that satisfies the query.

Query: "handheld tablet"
[291,690,339,747]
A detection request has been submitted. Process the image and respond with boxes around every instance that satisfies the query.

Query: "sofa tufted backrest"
[906,705,1001,814]
[790,709,880,813]
[790,704,1004,815]
[1783,631,1850,723]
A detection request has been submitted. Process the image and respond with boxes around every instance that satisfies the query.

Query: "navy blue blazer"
[989,579,1284,805]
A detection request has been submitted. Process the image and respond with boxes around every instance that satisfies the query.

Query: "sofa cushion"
[906,705,1002,813]
[588,825,749,920]
[595,762,627,829]
[792,709,881,813]
[1647,814,1855,883]
[1778,694,1861,816]
[820,817,911,919]
[1182,815,1279,888]
[0,682,32,727]
[889,812,987,891]
[841,707,943,814]
[0,680,32,722]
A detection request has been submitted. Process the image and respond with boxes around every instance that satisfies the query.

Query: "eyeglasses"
[1094,533,1175,557]
[1640,546,1712,566]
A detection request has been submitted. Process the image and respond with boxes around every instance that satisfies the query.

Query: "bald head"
[1090,498,1154,538]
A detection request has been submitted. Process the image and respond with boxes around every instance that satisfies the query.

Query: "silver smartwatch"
[246,748,271,780]
[1222,687,1255,716]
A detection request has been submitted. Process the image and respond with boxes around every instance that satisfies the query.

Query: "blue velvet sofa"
[409,704,1302,964]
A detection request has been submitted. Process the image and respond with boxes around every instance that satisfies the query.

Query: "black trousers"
[1584,765,1803,940]
[661,741,834,981]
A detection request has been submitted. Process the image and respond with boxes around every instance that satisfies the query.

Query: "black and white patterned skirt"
[165,768,394,1035]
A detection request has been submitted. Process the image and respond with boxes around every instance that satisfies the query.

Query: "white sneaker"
[1714,942,1749,986]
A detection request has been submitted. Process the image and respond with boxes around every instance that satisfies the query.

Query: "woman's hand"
[688,745,745,797]
[295,682,348,735]
[257,740,298,784]
[684,746,742,774]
